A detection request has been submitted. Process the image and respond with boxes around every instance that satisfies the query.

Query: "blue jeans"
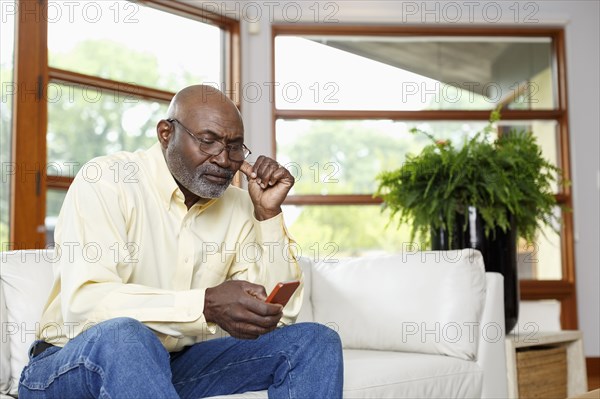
[18,317,343,399]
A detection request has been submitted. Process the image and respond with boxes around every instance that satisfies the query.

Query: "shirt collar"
[147,142,180,210]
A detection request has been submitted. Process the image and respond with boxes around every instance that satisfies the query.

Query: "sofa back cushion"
[311,249,486,360]
[1,250,55,395]
[295,256,314,323]
[0,273,11,394]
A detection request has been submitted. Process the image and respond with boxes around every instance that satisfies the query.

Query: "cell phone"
[265,280,300,307]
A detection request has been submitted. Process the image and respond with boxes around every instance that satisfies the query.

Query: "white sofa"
[1,248,508,398]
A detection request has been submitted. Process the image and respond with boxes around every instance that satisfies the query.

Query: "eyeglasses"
[167,118,251,162]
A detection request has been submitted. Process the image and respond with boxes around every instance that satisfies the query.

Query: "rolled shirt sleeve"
[228,212,304,326]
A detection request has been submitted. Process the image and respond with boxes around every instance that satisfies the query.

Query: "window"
[273,26,575,328]
[0,6,15,245]
[8,0,239,248]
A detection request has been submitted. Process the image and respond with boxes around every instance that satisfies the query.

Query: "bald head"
[166,85,242,127]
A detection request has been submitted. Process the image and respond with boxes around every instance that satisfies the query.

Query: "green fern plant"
[375,109,565,244]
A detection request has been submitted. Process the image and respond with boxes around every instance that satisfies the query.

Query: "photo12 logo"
[1,81,142,105]
[203,81,340,105]
[0,1,141,24]
[201,2,340,24]
[400,2,540,24]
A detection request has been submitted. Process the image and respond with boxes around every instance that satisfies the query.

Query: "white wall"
[235,0,600,357]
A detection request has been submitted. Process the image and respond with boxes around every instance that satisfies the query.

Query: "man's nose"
[210,146,232,168]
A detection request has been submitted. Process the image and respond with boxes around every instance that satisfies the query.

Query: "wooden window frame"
[10,0,240,248]
[272,25,577,329]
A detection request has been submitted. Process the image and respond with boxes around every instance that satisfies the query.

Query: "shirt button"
[184,257,189,263]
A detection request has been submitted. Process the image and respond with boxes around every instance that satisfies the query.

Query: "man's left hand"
[240,156,294,221]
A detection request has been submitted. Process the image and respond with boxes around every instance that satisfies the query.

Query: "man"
[19,85,344,398]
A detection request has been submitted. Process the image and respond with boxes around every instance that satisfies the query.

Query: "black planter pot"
[431,207,519,334]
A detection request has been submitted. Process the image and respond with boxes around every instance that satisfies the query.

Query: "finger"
[255,158,280,188]
[252,156,268,185]
[229,322,277,340]
[268,166,292,186]
[228,304,282,331]
[241,311,283,330]
[242,295,284,318]
[245,284,268,301]
[228,323,260,340]
[264,163,282,187]
[239,161,256,179]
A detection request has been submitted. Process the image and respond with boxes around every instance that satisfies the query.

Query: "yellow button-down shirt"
[39,143,302,352]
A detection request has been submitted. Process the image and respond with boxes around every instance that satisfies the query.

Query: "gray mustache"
[199,164,235,179]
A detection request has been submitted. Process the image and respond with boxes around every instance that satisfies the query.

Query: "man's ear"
[157,120,173,149]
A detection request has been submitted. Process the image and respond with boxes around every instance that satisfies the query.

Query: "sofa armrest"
[477,272,508,399]
[0,277,11,395]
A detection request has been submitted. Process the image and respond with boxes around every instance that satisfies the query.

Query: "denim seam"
[20,356,106,392]
[84,358,107,398]
[99,385,112,399]
[173,353,280,387]
[284,355,293,399]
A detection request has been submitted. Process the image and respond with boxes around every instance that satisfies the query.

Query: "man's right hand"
[203,281,284,339]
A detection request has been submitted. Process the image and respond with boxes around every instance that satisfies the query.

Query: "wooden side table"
[506,330,588,398]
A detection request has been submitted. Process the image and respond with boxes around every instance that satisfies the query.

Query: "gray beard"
[167,154,234,199]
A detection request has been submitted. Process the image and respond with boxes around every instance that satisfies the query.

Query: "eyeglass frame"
[166,118,251,161]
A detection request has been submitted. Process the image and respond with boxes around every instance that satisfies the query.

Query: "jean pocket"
[19,346,63,390]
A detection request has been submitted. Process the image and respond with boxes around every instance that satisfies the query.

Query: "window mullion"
[48,67,174,103]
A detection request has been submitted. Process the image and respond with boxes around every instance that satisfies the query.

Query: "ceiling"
[309,37,552,99]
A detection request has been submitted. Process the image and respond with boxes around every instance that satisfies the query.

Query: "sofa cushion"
[203,349,484,399]
[0,250,55,396]
[0,275,11,394]
[343,349,483,398]
[311,249,486,360]
[295,256,313,323]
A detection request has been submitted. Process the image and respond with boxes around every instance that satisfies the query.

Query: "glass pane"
[46,189,67,246]
[277,119,561,195]
[275,36,556,111]
[282,205,416,260]
[499,120,561,192]
[0,8,15,247]
[506,65,555,110]
[48,2,222,92]
[284,203,563,280]
[47,83,168,175]
[277,119,488,195]
[517,207,563,280]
